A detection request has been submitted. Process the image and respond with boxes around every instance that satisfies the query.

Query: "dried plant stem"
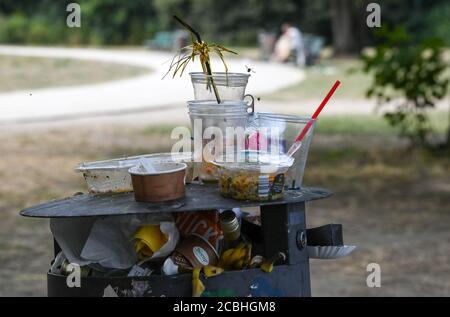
[173,15,221,104]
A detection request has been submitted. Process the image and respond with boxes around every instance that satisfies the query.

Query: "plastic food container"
[75,152,194,194]
[214,152,294,201]
[129,162,187,203]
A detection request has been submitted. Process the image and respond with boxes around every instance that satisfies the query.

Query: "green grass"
[141,112,449,137]
[266,58,372,101]
[315,115,394,135]
[0,55,150,92]
[142,125,181,136]
[227,46,260,60]
[316,112,448,136]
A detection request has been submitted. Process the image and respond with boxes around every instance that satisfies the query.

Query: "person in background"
[273,23,306,67]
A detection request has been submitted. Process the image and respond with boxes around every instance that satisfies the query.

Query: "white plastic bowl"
[75,153,194,194]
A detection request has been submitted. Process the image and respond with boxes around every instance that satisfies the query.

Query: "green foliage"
[0,0,448,48]
[423,2,450,46]
[4,13,28,43]
[362,26,449,147]
[0,0,306,46]
[0,0,157,45]
[153,0,300,45]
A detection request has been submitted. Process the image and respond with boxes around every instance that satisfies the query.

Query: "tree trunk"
[447,97,450,148]
[331,0,356,55]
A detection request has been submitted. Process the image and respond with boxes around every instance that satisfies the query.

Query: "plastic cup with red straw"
[286,80,341,157]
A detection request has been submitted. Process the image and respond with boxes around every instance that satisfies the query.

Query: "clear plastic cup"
[190,72,250,101]
[187,100,253,117]
[188,100,251,182]
[255,113,316,190]
[188,100,250,133]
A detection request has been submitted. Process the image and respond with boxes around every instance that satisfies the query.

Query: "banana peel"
[261,252,287,273]
[218,248,234,268]
[191,244,289,297]
[203,265,224,278]
[260,261,274,273]
[192,267,205,297]
[191,265,224,297]
[243,243,252,268]
[218,242,252,271]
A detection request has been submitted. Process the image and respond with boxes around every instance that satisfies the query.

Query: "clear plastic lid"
[190,73,250,86]
[188,100,248,108]
[75,152,193,172]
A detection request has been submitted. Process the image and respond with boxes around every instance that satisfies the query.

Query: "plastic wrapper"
[51,214,179,270]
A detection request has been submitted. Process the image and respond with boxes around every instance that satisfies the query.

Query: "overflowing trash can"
[19,23,353,296]
[21,184,339,297]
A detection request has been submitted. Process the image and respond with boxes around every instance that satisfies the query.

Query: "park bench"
[144,30,189,51]
[303,34,325,66]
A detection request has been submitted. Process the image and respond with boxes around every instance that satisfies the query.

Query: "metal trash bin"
[21,184,334,297]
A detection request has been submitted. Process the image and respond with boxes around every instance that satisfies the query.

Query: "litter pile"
[51,210,291,297]
[48,16,354,298]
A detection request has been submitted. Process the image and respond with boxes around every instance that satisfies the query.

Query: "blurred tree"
[0,0,448,51]
[153,0,301,45]
[362,26,449,148]
[80,0,156,45]
[423,2,450,46]
[331,0,356,54]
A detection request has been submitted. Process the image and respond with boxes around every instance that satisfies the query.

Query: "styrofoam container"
[307,245,356,260]
[75,153,194,194]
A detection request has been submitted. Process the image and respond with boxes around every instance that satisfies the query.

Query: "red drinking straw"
[287,80,341,157]
[296,80,341,142]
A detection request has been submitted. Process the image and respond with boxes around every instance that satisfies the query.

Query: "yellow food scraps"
[189,246,285,296]
[191,266,225,297]
[219,169,285,201]
[134,225,168,260]
[260,260,274,273]
[218,242,252,271]
[203,265,224,278]
[260,252,286,273]
[192,267,205,297]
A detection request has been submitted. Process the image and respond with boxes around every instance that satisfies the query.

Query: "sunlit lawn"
[267,58,372,100]
[0,55,149,92]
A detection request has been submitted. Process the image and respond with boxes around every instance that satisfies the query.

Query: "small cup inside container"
[129,162,187,203]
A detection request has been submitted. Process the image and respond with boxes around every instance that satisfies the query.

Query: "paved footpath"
[0,45,305,124]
